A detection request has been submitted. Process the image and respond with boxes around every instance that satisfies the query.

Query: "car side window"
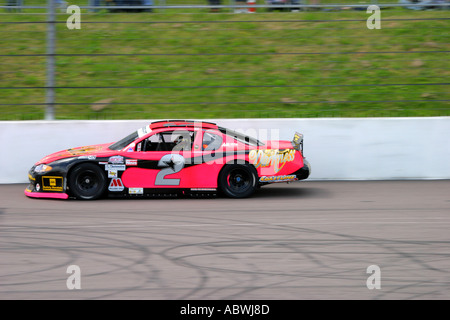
[142,130,195,152]
[141,133,162,151]
[202,130,223,151]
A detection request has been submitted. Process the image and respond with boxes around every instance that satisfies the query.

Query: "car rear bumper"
[294,159,311,181]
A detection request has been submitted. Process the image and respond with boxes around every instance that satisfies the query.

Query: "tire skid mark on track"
[0,181,449,299]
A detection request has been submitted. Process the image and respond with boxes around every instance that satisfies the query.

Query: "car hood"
[36,143,115,165]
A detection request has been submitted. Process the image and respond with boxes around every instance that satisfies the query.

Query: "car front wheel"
[68,163,107,200]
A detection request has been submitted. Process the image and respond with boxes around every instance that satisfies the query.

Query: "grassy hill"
[0,7,449,120]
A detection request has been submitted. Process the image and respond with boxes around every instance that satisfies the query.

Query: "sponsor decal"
[36,183,40,191]
[109,156,124,164]
[190,188,217,191]
[45,146,102,161]
[249,149,296,173]
[259,175,298,183]
[126,143,136,152]
[66,146,103,156]
[293,132,303,144]
[42,176,64,192]
[126,159,138,166]
[108,178,124,192]
[129,188,143,195]
[108,170,118,178]
[105,164,126,171]
[78,155,96,160]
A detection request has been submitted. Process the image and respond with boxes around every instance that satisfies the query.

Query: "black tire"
[68,163,107,200]
[218,164,258,198]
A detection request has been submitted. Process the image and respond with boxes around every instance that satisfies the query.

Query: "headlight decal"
[34,164,53,173]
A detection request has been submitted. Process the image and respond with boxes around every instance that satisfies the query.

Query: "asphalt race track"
[0,181,449,300]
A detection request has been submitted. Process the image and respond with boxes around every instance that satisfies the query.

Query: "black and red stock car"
[25,120,311,200]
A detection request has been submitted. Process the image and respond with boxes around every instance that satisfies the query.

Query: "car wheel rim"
[227,168,251,193]
[76,171,98,192]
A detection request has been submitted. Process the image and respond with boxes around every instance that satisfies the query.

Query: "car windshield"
[108,125,151,151]
[108,131,139,151]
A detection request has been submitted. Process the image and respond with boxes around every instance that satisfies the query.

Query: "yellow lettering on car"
[249,149,296,173]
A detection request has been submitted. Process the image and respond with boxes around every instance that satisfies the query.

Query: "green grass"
[0,7,449,120]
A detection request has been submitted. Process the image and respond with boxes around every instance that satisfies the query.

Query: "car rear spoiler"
[292,132,304,153]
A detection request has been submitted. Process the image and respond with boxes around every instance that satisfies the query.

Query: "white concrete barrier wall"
[1,117,449,184]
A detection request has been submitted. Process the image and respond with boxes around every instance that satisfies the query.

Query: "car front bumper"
[24,166,69,199]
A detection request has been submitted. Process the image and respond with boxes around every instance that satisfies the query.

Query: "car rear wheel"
[68,163,107,200]
[218,164,258,198]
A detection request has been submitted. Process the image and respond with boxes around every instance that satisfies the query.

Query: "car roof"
[149,120,219,130]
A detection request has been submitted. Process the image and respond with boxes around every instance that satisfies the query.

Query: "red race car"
[25,120,311,200]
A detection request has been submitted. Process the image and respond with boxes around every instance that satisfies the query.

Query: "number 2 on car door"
[155,154,185,186]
